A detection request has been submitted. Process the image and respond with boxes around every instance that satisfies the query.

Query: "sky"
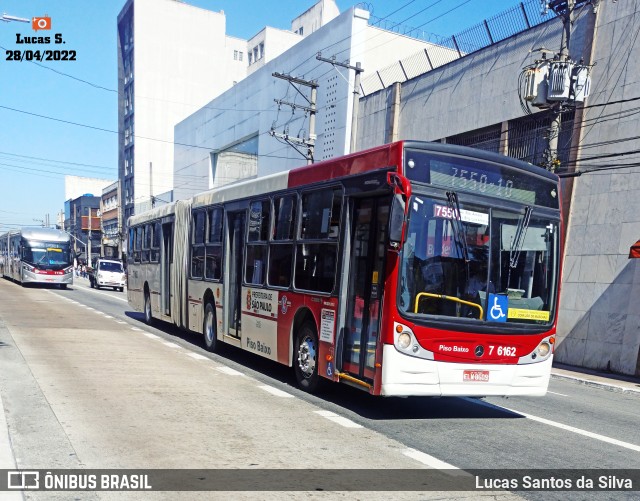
[0,0,518,232]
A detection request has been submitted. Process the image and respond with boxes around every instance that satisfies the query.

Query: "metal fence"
[443,110,576,169]
[363,0,556,96]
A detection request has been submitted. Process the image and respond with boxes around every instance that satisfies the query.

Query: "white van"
[90,258,126,292]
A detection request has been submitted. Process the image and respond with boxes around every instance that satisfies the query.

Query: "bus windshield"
[398,194,559,326]
[22,240,71,269]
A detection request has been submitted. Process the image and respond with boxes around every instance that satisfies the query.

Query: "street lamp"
[1,13,29,23]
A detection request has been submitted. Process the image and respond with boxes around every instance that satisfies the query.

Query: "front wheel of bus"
[294,323,320,393]
[144,291,153,325]
[203,302,218,352]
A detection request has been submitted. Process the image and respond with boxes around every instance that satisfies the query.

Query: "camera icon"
[7,471,40,490]
[32,16,51,31]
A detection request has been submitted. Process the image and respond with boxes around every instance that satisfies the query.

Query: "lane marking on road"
[71,283,128,302]
[403,448,460,471]
[258,385,294,398]
[466,398,640,452]
[188,353,210,361]
[144,333,160,339]
[162,342,181,349]
[216,366,244,376]
[547,391,569,397]
[131,327,142,331]
[116,320,126,324]
[314,410,362,428]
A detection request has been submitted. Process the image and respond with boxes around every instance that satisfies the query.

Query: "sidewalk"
[551,363,640,395]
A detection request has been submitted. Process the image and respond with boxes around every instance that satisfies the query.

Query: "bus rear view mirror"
[389,194,406,246]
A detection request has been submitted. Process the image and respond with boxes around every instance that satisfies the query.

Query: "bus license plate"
[463,370,489,382]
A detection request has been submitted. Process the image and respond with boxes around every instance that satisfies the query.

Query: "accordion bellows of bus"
[126,140,562,397]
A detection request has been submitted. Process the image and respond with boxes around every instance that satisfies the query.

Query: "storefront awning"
[630,239,640,259]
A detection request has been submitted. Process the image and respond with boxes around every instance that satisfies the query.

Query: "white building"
[173,5,443,200]
[117,0,247,227]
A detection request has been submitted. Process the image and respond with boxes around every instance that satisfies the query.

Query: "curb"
[550,372,640,396]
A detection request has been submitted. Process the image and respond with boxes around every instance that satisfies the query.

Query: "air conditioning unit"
[547,61,574,101]
[571,65,591,102]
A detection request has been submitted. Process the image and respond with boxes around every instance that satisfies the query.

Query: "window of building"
[233,50,238,60]
[239,51,243,61]
[259,42,264,59]
[248,52,253,65]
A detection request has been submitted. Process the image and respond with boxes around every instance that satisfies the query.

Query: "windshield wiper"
[509,206,532,268]
[446,191,469,263]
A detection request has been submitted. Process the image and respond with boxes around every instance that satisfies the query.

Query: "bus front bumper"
[380,345,552,397]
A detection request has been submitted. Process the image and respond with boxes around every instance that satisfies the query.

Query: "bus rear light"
[325,354,333,361]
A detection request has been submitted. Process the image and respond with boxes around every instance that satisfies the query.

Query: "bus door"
[343,197,390,381]
[227,211,246,338]
[161,222,173,316]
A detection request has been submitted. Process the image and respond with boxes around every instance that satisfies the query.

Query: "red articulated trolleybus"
[127,140,562,397]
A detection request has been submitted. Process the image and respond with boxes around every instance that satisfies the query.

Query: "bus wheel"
[60,284,67,290]
[144,291,153,325]
[294,322,320,393]
[203,302,218,352]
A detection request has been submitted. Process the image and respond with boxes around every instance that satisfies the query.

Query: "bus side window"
[205,207,223,281]
[150,221,160,262]
[245,200,269,285]
[134,227,142,263]
[191,210,206,279]
[141,224,151,263]
[294,188,341,293]
[268,195,296,288]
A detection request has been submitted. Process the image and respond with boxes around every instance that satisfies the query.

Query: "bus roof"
[0,227,71,242]
[127,140,557,226]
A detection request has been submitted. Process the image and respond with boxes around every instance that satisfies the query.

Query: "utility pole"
[519,0,593,172]
[546,0,574,172]
[149,162,155,208]
[316,54,364,154]
[270,72,318,164]
[87,207,92,265]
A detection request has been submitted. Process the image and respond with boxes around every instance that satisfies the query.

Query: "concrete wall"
[555,1,640,375]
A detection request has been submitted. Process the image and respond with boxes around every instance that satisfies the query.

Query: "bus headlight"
[536,342,551,358]
[397,332,412,349]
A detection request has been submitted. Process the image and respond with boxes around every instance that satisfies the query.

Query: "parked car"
[89,258,126,292]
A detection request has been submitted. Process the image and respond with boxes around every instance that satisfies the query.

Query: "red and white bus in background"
[0,227,74,288]
[126,140,562,397]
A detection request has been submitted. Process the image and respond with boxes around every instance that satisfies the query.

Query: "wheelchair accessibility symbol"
[488,294,508,322]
